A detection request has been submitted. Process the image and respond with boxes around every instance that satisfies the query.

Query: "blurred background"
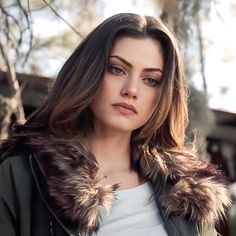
[0,0,236,235]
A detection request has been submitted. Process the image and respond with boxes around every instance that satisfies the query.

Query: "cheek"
[90,79,112,114]
[95,77,113,99]
[91,80,106,103]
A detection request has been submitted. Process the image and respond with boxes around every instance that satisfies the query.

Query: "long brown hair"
[2,13,189,156]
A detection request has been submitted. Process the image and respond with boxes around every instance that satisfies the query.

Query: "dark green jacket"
[0,147,220,236]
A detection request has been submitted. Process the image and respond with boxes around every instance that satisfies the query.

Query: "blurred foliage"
[0,0,101,76]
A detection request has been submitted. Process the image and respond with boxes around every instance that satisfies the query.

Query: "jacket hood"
[27,136,231,234]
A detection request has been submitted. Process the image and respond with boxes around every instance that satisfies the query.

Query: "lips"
[112,103,137,114]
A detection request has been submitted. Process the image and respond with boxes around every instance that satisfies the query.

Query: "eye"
[143,77,161,87]
[108,65,126,75]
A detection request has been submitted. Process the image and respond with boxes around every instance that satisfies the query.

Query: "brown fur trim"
[138,150,231,229]
[160,175,231,228]
[133,147,231,229]
[27,136,231,234]
[28,136,119,234]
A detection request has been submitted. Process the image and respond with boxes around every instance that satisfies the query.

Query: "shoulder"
[160,153,231,234]
[0,144,33,196]
[0,143,30,169]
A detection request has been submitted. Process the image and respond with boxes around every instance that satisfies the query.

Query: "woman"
[0,13,231,236]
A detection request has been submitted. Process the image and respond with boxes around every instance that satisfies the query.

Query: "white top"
[92,182,168,236]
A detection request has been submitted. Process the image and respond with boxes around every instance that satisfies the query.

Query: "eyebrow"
[110,55,163,73]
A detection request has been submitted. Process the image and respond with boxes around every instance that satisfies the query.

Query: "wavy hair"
[1,15,231,228]
[1,13,190,157]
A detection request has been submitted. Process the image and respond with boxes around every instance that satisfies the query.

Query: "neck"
[87,128,132,172]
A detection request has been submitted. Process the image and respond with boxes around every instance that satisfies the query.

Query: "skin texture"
[91,37,164,136]
[88,37,164,190]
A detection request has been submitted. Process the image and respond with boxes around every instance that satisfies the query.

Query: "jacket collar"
[29,154,80,236]
[27,136,231,235]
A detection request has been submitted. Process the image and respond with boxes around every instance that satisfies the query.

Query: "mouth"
[112,103,137,114]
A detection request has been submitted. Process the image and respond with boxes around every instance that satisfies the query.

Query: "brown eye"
[109,65,125,75]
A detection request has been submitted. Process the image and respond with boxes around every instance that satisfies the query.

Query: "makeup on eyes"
[108,55,163,85]
[108,65,126,75]
[109,55,163,73]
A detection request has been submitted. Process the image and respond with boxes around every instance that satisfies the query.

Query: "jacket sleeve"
[0,158,17,236]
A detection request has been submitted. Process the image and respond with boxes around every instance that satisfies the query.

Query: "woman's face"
[90,36,164,134]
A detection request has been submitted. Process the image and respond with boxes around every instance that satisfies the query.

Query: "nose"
[120,77,139,99]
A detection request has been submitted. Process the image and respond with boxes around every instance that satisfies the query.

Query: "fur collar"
[27,136,231,234]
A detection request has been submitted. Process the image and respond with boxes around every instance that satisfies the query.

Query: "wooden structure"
[207,109,236,182]
[0,70,52,116]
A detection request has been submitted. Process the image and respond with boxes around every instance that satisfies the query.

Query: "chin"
[93,116,145,133]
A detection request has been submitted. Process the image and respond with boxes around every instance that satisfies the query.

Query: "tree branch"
[196,12,207,95]
[28,0,56,12]
[42,0,83,37]
[22,0,33,65]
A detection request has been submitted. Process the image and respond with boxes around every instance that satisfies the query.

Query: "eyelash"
[108,65,126,75]
[108,64,161,87]
[142,77,161,87]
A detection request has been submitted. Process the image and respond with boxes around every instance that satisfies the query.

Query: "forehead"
[110,36,164,69]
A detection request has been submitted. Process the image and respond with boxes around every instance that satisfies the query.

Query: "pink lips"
[112,103,137,114]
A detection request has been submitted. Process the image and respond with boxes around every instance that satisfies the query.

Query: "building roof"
[208,109,236,143]
[0,70,53,107]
